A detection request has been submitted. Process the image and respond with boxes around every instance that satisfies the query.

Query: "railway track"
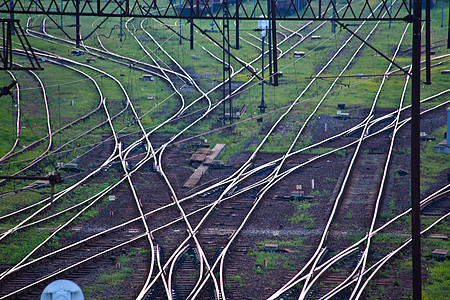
[0,4,448,299]
[0,71,21,164]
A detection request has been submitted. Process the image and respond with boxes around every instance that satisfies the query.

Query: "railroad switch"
[0,173,62,203]
[0,81,17,97]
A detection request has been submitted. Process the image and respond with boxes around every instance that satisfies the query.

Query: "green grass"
[0,174,120,265]
[423,260,450,300]
[83,251,137,297]
[0,229,53,264]
[248,237,305,274]
[4,1,448,164]
[288,200,316,225]
[98,266,133,287]
[420,126,450,193]
[421,221,450,299]
[249,250,283,270]
[255,237,304,249]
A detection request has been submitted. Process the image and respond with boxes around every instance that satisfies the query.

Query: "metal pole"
[179,0,182,44]
[222,1,227,126]
[75,0,80,47]
[120,16,123,42]
[268,0,273,84]
[190,0,194,49]
[271,0,278,86]
[411,0,423,299]
[225,0,233,124]
[10,0,14,35]
[236,3,240,49]
[119,0,124,42]
[425,0,431,85]
[389,0,392,29]
[260,35,266,113]
[6,22,12,69]
[61,0,63,28]
[1,23,3,69]
[226,3,232,124]
[331,0,336,33]
[448,0,450,49]
[2,22,5,69]
[190,20,194,49]
[442,0,444,27]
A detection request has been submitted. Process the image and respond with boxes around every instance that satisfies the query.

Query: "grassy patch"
[420,126,450,193]
[249,237,304,274]
[423,260,450,300]
[288,200,316,225]
[0,229,52,263]
[83,251,137,298]
[248,250,284,270]
[255,236,304,249]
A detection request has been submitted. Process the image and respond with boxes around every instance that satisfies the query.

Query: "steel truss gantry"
[0,0,414,20]
[0,1,435,299]
[1,19,42,70]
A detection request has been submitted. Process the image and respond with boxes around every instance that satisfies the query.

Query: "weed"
[346,211,353,219]
[288,200,316,225]
[423,260,450,300]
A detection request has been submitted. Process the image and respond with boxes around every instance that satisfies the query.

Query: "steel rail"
[0,67,52,184]
[216,5,392,297]
[179,99,450,297]
[0,17,314,300]
[132,24,221,297]
[3,91,448,288]
[148,18,336,299]
[301,65,413,300]
[279,22,305,39]
[283,91,449,300]
[271,17,411,300]
[0,44,105,165]
[0,9,442,298]
[294,194,450,300]
[2,96,447,298]
[298,10,410,300]
[7,85,447,239]
[73,38,158,295]
[134,18,223,299]
[0,71,20,163]
[27,16,194,85]
[350,63,414,300]
[167,244,190,300]
[0,233,147,300]
[138,19,190,82]
[267,103,449,298]
[171,2,400,296]
[0,58,107,169]
[0,55,126,242]
[142,13,424,296]
[173,5,385,298]
[133,17,326,299]
[128,18,189,86]
[288,184,450,300]
[0,42,159,297]
[0,54,107,223]
[155,243,171,299]
[37,15,220,298]
[322,210,450,300]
